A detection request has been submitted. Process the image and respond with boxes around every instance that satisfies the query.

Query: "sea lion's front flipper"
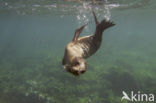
[92,10,99,26]
[72,23,88,42]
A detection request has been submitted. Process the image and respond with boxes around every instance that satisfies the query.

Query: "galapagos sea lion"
[62,11,115,76]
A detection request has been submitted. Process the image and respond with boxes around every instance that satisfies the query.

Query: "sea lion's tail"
[92,11,115,37]
[96,19,115,34]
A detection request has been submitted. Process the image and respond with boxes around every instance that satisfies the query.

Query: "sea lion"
[62,11,115,76]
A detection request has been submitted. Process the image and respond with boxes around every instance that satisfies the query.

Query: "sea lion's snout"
[65,58,87,76]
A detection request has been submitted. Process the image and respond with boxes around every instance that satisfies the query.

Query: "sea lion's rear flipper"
[73,23,88,42]
[92,11,115,36]
[96,19,115,34]
[92,10,99,26]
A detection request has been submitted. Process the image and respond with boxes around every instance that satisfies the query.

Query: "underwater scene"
[0,0,156,103]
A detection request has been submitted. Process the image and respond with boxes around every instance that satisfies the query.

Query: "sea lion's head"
[64,57,87,76]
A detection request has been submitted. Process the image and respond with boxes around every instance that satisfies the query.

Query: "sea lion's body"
[76,35,101,58]
[62,11,115,75]
[65,35,100,59]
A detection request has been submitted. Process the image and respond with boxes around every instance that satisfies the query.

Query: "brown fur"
[62,11,115,76]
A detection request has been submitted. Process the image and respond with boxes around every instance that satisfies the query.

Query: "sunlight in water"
[76,2,92,31]
[75,0,120,32]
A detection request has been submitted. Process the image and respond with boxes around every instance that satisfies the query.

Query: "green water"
[0,0,156,103]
